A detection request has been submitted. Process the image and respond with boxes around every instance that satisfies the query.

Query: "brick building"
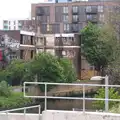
[30,1,119,79]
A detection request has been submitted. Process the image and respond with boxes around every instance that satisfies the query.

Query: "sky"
[0,0,45,20]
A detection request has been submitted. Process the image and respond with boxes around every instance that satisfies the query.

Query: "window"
[31,36,34,45]
[72,6,78,13]
[63,24,70,32]
[63,6,68,14]
[4,26,8,30]
[31,50,34,59]
[9,21,11,25]
[99,14,104,22]
[4,20,8,24]
[98,6,104,12]
[63,15,68,22]
[14,21,16,25]
[20,50,24,59]
[14,26,16,30]
[62,51,67,56]
[86,6,92,12]
[9,26,11,30]
[72,15,78,22]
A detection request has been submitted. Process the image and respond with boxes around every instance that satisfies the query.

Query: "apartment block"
[3,20,34,31]
[31,1,119,34]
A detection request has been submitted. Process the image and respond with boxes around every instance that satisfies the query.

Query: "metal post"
[24,108,26,120]
[105,75,109,112]
[83,85,85,113]
[38,105,41,120]
[45,84,47,110]
[6,111,8,120]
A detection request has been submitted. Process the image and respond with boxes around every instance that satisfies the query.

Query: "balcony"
[72,7,79,15]
[72,17,79,23]
[86,15,98,23]
[86,6,98,14]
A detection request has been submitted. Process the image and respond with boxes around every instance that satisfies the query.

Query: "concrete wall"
[42,110,120,120]
[0,113,42,120]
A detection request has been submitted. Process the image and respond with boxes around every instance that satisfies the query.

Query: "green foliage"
[110,104,120,113]
[0,81,12,97]
[59,58,77,83]
[6,59,27,85]
[0,92,33,109]
[93,87,120,110]
[81,23,116,72]
[29,52,65,83]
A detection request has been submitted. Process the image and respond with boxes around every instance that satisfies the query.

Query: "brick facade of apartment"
[30,1,119,79]
[31,1,119,34]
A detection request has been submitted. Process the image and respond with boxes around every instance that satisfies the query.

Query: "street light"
[90,75,109,112]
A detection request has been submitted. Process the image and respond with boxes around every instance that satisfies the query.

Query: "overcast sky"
[0,0,45,20]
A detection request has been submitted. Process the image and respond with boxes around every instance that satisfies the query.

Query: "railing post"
[6,111,8,120]
[83,85,85,113]
[38,105,41,120]
[24,107,26,120]
[45,84,47,110]
[105,75,109,112]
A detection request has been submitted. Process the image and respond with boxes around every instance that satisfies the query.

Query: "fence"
[24,82,120,113]
[0,105,41,120]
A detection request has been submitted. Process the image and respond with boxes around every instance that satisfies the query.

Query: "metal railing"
[23,82,120,113]
[0,105,41,120]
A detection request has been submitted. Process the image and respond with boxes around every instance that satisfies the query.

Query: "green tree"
[59,58,77,83]
[6,59,27,86]
[93,88,120,110]
[81,23,116,74]
[28,52,65,83]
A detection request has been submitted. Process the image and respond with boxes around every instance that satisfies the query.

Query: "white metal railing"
[0,105,41,120]
[23,82,120,113]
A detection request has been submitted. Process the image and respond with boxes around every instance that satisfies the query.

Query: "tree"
[59,58,77,83]
[5,59,27,86]
[25,52,77,91]
[28,52,65,83]
[81,23,116,75]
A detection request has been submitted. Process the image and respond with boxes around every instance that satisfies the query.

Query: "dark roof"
[0,30,20,41]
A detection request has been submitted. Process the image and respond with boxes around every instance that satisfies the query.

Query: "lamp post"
[90,75,109,112]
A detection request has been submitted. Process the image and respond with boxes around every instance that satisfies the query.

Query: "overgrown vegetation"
[0,81,33,110]
[93,88,120,110]
[0,52,77,91]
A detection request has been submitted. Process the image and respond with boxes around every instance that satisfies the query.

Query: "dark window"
[4,26,8,29]
[14,26,16,30]
[14,21,16,25]
[31,36,34,45]
[31,50,34,59]
[9,26,11,30]
[55,6,62,22]
[20,50,24,59]
[9,21,10,25]
[4,20,8,24]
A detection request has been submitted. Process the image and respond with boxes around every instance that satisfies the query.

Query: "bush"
[93,87,120,110]
[0,81,12,97]
[0,92,33,109]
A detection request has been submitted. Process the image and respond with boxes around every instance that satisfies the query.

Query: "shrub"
[0,92,33,109]
[0,81,12,97]
[93,87,120,110]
